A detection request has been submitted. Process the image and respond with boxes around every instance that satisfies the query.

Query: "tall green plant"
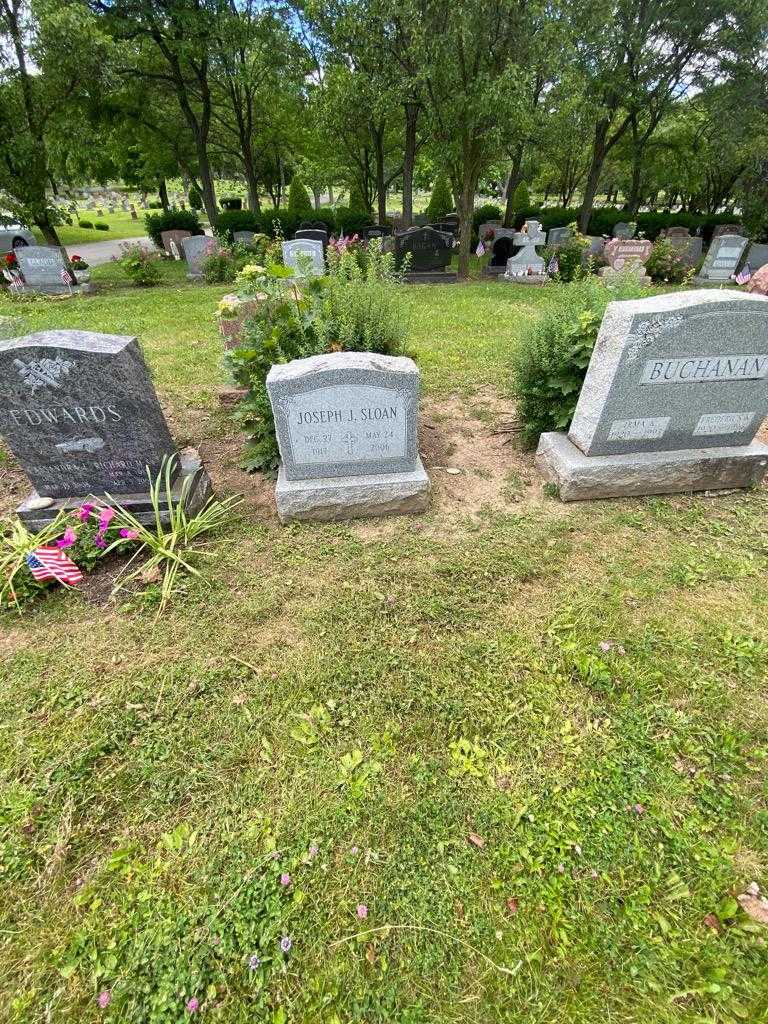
[105,457,241,616]
[287,174,313,214]
[511,276,651,447]
[426,173,454,220]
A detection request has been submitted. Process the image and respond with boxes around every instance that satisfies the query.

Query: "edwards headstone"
[267,351,430,522]
[282,238,324,277]
[696,234,748,284]
[535,290,768,499]
[0,330,210,526]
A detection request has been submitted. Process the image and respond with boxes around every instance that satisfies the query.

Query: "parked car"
[0,218,36,256]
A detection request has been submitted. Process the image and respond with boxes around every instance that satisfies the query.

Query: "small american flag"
[475,241,485,257]
[547,256,560,275]
[26,546,83,586]
[733,263,752,285]
[60,267,73,289]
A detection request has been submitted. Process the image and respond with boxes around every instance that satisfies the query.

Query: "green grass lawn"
[34,210,155,247]
[1,267,767,1024]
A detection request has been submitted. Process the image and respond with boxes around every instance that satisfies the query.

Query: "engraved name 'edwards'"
[0,405,121,429]
[640,354,768,385]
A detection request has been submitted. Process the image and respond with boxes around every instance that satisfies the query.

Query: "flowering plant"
[69,254,89,270]
[5,251,18,269]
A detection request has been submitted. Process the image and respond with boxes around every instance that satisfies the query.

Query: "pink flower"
[599,641,611,653]
[56,527,77,549]
[97,990,111,1009]
[119,528,139,540]
[356,903,368,919]
[280,872,291,886]
[78,502,94,521]
[98,507,115,532]
[308,843,319,859]
[186,997,199,1013]
[94,534,107,549]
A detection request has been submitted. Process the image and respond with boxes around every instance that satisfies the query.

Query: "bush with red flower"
[69,254,89,271]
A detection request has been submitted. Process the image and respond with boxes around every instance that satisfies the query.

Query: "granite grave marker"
[160,229,192,257]
[536,290,768,499]
[696,234,748,283]
[394,226,456,282]
[282,238,325,277]
[182,234,216,279]
[0,329,211,524]
[14,246,87,296]
[267,351,430,522]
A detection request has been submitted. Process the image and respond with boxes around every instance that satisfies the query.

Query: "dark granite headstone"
[362,224,393,240]
[394,226,455,281]
[0,330,175,497]
[295,228,329,249]
[746,242,768,272]
[712,223,742,240]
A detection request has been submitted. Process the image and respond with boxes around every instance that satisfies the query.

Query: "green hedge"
[507,206,740,241]
[215,207,374,242]
[144,210,204,248]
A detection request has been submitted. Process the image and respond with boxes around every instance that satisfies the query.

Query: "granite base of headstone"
[0,329,212,527]
[267,351,430,523]
[535,290,768,500]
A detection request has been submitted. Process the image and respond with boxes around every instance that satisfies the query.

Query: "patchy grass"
[1,276,768,1024]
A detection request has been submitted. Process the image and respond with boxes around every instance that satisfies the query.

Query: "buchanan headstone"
[395,226,456,283]
[282,238,324,277]
[0,330,210,526]
[535,290,768,499]
[14,246,91,296]
[267,351,430,522]
[182,234,216,279]
[696,234,748,284]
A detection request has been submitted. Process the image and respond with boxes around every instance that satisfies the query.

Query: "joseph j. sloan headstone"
[536,290,768,499]
[0,330,211,526]
[267,351,430,522]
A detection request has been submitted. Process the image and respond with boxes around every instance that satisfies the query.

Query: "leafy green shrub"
[288,174,313,214]
[472,204,503,237]
[511,275,652,447]
[512,181,530,211]
[227,241,407,473]
[645,239,693,285]
[334,206,374,237]
[540,226,590,283]
[118,242,163,287]
[426,172,454,221]
[144,209,204,248]
[94,222,109,231]
[148,200,162,209]
[201,243,255,284]
[215,209,262,241]
[78,219,93,229]
[188,186,203,211]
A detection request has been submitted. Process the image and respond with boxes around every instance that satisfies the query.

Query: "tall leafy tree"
[0,0,108,242]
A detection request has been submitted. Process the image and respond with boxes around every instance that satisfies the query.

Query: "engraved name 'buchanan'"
[296,406,398,425]
[640,354,768,385]
[0,405,121,428]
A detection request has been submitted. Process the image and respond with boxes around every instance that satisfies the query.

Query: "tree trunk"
[197,147,218,226]
[503,144,524,227]
[328,184,335,205]
[373,123,387,224]
[312,186,322,210]
[242,152,261,213]
[36,215,61,246]
[457,157,480,281]
[159,178,170,211]
[402,101,419,229]
[578,119,609,233]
